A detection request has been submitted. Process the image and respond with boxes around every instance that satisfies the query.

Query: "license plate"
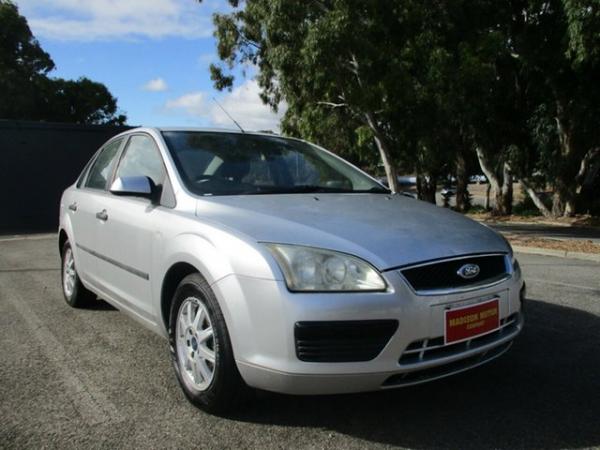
[445,298,500,344]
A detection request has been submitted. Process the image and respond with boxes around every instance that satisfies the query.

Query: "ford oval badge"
[457,263,480,279]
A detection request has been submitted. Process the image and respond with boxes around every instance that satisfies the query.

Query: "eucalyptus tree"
[207,0,599,215]
[443,0,599,217]
[509,0,600,216]
[208,0,457,195]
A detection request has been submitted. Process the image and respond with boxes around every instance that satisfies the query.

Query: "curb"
[512,245,600,262]
[470,217,600,230]
[473,218,572,228]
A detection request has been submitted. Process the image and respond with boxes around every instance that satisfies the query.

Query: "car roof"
[131,126,281,138]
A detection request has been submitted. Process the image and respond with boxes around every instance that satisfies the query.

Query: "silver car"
[59,128,525,413]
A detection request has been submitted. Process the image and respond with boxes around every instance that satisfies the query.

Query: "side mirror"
[110,176,155,200]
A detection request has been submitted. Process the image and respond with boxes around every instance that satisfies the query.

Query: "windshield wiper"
[354,186,391,194]
[239,185,390,195]
[282,185,353,193]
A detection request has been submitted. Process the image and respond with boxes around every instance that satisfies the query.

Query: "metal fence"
[0,120,132,233]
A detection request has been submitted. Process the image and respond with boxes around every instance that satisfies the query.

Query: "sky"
[13,0,285,131]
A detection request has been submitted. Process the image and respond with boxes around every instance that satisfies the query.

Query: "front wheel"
[168,273,248,414]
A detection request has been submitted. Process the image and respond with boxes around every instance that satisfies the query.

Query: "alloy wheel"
[176,297,216,391]
[63,248,76,298]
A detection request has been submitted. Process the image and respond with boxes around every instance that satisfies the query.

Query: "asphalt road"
[1,235,599,449]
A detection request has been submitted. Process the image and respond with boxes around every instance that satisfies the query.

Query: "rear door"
[70,137,124,286]
[93,134,173,322]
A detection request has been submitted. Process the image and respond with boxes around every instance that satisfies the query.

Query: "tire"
[168,273,248,414]
[61,240,96,308]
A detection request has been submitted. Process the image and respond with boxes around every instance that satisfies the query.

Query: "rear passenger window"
[115,135,166,187]
[85,138,123,190]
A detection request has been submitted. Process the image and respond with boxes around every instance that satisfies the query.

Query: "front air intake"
[294,320,398,362]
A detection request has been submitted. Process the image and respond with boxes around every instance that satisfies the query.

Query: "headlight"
[266,244,387,292]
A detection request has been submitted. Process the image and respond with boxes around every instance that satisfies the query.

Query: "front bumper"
[211,269,524,395]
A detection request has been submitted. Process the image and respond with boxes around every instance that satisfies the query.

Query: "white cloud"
[142,77,168,92]
[165,91,206,116]
[212,80,286,131]
[164,80,286,132]
[15,0,214,41]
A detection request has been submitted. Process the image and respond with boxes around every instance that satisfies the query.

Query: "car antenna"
[212,97,245,133]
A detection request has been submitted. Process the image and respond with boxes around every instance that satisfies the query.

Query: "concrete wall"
[0,120,132,233]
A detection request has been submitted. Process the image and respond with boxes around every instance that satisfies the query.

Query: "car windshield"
[161,131,389,196]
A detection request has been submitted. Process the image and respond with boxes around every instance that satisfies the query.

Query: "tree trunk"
[476,147,500,193]
[497,162,513,215]
[551,180,572,217]
[485,184,491,211]
[553,100,576,217]
[520,177,552,217]
[566,147,600,216]
[455,150,470,212]
[575,147,600,193]
[475,147,515,215]
[552,119,599,217]
[364,112,398,193]
[350,54,399,194]
[417,173,437,204]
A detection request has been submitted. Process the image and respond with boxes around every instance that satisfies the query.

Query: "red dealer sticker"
[445,298,500,344]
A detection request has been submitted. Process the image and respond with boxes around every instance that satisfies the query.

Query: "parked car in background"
[378,175,418,199]
[59,128,525,413]
[377,175,417,188]
[441,186,456,198]
[469,174,488,184]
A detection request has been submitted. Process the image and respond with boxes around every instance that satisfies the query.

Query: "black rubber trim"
[76,243,149,280]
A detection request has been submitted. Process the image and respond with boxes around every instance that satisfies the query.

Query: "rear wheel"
[168,273,248,414]
[61,240,95,308]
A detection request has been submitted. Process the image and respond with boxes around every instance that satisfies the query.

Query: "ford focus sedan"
[59,127,525,413]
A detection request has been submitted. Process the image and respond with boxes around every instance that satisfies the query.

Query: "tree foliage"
[0,1,126,125]
[207,0,599,216]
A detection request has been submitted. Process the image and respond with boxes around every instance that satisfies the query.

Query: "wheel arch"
[156,230,277,340]
[160,262,200,330]
[58,229,69,257]
[157,233,236,331]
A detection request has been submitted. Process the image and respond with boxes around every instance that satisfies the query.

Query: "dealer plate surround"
[444,298,500,344]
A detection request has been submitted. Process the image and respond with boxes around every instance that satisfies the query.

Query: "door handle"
[95,209,108,221]
[68,202,78,212]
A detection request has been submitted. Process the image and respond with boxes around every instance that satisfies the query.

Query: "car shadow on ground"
[87,297,118,311]
[231,299,600,449]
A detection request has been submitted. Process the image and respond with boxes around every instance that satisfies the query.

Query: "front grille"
[294,320,398,362]
[400,254,508,293]
[399,313,519,365]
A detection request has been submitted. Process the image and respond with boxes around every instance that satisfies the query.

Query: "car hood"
[195,194,508,270]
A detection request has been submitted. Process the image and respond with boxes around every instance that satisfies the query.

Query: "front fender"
[160,232,233,286]
[155,230,279,336]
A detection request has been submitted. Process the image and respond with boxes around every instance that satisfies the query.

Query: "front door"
[93,134,169,323]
